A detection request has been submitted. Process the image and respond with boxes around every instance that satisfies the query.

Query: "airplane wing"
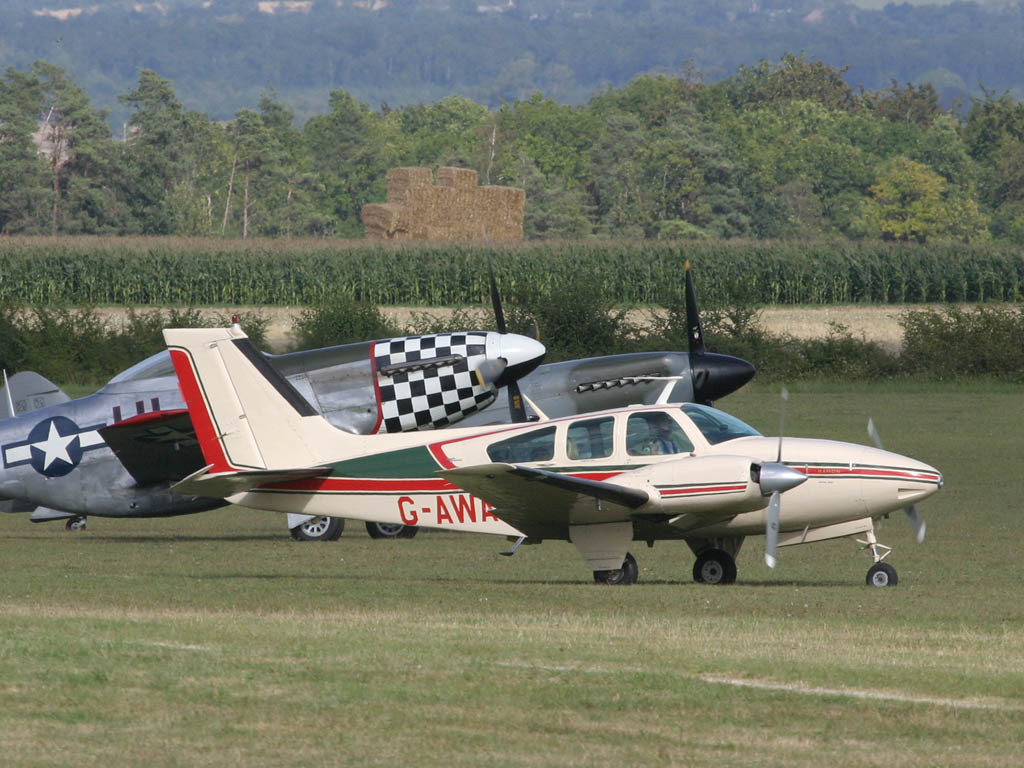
[438,463,649,539]
[171,464,331,498]
[98,409,206,485]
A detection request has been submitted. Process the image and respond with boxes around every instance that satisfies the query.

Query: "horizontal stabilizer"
[439,463,650,539]
[172,464,330,499]
[98,409,204,485]
[29,507,77,523]
[1,371,70,419]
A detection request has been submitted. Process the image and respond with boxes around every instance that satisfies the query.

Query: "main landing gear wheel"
[290,516,344,541]
[867,562,898,587]
[593,552,639,585]
[65,516,87,532]
[692,549,737,585]
[365,522,418,539]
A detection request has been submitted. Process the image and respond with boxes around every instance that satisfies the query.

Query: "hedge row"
[1,237,1022,306]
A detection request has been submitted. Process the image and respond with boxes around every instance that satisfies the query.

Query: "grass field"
[2,381,1022,767]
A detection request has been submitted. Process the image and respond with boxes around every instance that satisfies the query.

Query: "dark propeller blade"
[486,252,528,423]
[684,259,705,355]
[684,260,756,404]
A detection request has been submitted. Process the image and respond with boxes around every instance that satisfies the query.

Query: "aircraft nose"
[495,334,546,387]
[691,352,756,404]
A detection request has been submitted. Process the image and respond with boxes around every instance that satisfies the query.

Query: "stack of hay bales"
[363,167,524,241]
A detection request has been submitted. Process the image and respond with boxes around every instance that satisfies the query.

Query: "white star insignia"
[36,421,77,470]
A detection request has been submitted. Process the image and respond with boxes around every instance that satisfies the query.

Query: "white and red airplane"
[162,325,943,587]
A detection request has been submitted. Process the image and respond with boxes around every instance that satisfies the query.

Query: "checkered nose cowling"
[374,333,498,433]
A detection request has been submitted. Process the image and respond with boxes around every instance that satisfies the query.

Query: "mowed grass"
[1,382,1022,767]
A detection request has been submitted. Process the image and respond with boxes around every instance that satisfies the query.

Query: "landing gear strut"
[593,552,638,585]
[858,527,898,587]
[692,548,737,585]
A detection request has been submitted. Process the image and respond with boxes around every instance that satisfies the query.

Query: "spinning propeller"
[867,417,926,543]
[754,386,805,568]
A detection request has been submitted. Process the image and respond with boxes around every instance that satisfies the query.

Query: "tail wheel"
[366,522,418,540]
[693,549,737,585]
[593,552,639,585]
[290,516,344,541]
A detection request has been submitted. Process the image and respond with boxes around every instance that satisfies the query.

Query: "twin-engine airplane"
[163,325,943,587]
[0,264,756,539]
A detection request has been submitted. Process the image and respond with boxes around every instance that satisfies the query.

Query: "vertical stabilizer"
[164,327,344,473]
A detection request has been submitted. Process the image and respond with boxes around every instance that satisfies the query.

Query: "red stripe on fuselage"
[660,484,748,496]
[168,347,235,474]
[369,340,385,435]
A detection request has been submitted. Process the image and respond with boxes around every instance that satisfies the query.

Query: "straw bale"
[385,167,434,204]
[437,166,479,189]
[361,203,408,240]
[364,166,524,241]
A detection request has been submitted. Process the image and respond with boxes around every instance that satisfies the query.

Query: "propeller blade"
[684,259,705,355]
[507,381,528,422]
[765,491,780,568]
[486,253,507,334]
[474,358,507,387]
[867,417,883,450]
[906,504,926,543]
[867,418,926,543]
[777,386,789,462]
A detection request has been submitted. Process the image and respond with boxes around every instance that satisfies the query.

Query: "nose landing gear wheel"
[867,562,898,587]
[593,552,639,585]
[693,549,737,585]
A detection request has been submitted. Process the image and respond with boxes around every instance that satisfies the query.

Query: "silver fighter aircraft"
[0,263,754,540]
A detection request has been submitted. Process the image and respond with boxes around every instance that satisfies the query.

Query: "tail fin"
[1,371,71,419]
[164,326,343,474]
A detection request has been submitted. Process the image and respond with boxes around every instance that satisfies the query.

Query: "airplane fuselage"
[224,404,942,545]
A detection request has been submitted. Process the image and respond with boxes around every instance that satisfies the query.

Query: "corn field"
[1,237,1021,307]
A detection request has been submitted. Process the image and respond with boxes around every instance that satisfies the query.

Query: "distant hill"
[3,0,1022,124]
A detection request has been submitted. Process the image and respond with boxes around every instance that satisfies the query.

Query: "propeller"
[867,418,926,543]
[759,386,802,568]
[684,260,757,405]
[486,252,529,423]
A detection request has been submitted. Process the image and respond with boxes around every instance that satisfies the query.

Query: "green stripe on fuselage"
[329,446,441,478]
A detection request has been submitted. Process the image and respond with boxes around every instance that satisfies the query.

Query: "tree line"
[2,54,1024,243]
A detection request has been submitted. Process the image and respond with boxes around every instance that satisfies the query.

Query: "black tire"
[65,516,87,532]
[366,521,417,539]
[290,516,344,541]
[866,562,898,587]
[692,549,737,585]
[593,552,639,585]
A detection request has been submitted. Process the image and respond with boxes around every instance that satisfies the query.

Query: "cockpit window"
[487,426,556,463]
[107,350,176,384]
[626,412,693,456]
[681,403,761,445]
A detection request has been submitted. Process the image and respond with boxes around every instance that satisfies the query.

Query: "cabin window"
[565,417,614,460]
[626,412,694,456]
[487,426,556,463]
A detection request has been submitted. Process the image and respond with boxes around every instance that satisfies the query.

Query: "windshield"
[107,350,176,384]
[681,403,761,445]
